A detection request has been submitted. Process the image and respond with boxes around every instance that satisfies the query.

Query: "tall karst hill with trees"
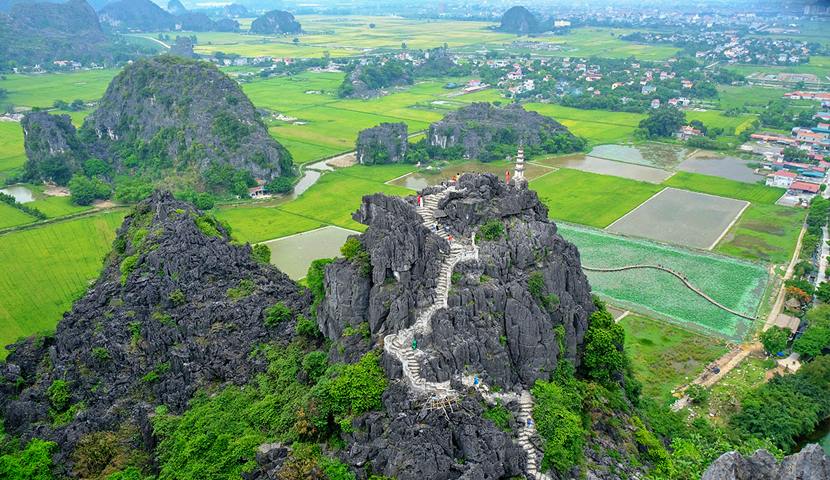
[0,0,142,66]
[21,55,293,203]
[496,6,542,34]
[98,0,239,32]
[249,9,303,35]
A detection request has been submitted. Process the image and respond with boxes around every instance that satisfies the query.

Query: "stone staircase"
[382,186,547,479]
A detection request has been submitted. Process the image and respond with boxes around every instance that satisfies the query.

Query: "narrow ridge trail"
[381,187,550,480]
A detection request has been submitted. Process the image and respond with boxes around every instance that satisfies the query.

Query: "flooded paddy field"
[675,152,762,184]
[260,226,356,280]
[588,143,695,168]
[606,188,750,250]
[540,155,674,183]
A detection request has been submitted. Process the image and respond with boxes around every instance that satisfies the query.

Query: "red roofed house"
[675,125,701,141]
[790,181,821,197]
[797,131,823,143]
[766,170,797,188]
[248,186,265,198]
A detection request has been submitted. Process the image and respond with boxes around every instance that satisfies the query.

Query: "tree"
[794,327,830,358]
[52,99,68,110]
[293,38,299,44]
[193,192,214,210]
[818,282,830,303]
[401,42,407,50]
[83,158,111,178]
[69,175,111,206]
[69,99,85,111]
[369,23,376,28]
[759,326,790,355]
[782,146,808,163]
[582,310,625,382]
[265,177,293,194]
[637,105,686,138]
[252,244,271,264]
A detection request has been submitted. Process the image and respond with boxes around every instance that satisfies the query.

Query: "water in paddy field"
[542,155,674,183]
[588,143,694,168]
[388,161,554,190]
[675,152,762,184]
[0,186,35,203]
[260,226,356,279]
[795,417,830,456]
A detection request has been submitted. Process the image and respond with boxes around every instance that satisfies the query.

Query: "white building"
[765,170,797,188]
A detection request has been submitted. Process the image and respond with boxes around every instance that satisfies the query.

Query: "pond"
[0,186,35,203]
[795,416,830,456]
[675,152,763,184]
[260,226,356,280]
[540,155,674,184]
[387,161,554,190]
[588,143,694,169]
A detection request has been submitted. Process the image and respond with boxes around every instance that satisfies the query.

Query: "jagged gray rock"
[20,111,83,184]
[701,444,830,480]
[0,190,314,474]
[428,102,575,159]
[249,10,302,34]
[356,122,409,165]
[317,173,596,479]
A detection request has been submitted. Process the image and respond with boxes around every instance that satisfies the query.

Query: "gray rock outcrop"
[21,111,83,185]
[0,190,314,472]
[428,102,575,159]
[249,10,302,34]
[317,172,597,479]
[701,444,830,480]
[356,122,408,165]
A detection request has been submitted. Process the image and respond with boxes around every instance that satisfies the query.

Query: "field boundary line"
[604,187,667,230]
[582,264,756,320]
[385,172,416,186]
[708,200,751,250]
[256,225,360,245]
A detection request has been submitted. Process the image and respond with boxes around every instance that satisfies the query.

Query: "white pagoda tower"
[514,142,525,180]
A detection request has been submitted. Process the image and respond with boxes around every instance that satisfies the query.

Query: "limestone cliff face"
[317,173,596,479]
[356,122,409,165]
[497,6,540,34]
[428,102,574,159]
[249,9,302,34]
[701,444,830,480]
[21,112,84,184]
[0,191,313,472]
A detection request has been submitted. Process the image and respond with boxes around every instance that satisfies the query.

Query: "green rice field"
[0,203,36,229]
[560,224,768,339]
[620,314,728,402]
[662,171,785,205]
[717,203,806,264]
[0,69,122,109]
[0,122,26,178]
[525,103,642,145]
[0,211,127,358]
[26,196,93,218]
[530,168,663,228]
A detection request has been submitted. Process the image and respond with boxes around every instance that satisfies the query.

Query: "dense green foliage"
[637,106,686,138]
[731,355,830,450]
[47,379,70,411]
[152,344,385,478]
[252,244,271,264]
[479,220,504,241]
[68,175,111,206]
[341,237,371,276]
[0,192,46,221]
[265,177,293,194]
[582,311,625,382]
[533,369,587,474]
[307,258,335,302]
[265,302,292,326]
[0,438,56,480]
[759,326,790,355]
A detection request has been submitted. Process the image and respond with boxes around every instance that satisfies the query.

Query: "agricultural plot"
[539,155,673,183]
[662,172,785,205]
[0,203,35,229]
[509,27,681,60]
[559,224,768,339]
[214,207,324,245]
[620,314,728,402]
[25,196,93,218]
[607,188,749,250]
[0,122,26,179]
[261,226,356,280]
[716,85,788,111]
[0,211,126,358]
[674,152,762,184]
[684,110,757,135]
[524,103,643,145]
[588,142,694,169]
[529,168,663,228]
[717,203,806,264]
[1,69,121,109]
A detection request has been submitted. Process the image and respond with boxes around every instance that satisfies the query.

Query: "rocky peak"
[702,444,830,480]
[0,190,312,470]
[249,9,302,34]
[356,122,409,165]
[428,102,575,159]
[167,0,185,14]
[497,5,540,34]
[21,111,83,184]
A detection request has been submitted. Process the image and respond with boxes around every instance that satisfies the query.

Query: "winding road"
[581,264,756,320]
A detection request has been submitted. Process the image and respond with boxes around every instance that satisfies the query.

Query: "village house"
[675,125,701,141]
[642,85,656,95]
[765,170,797,188]
[650,99,661,109]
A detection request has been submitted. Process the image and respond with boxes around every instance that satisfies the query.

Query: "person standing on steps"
[433,221,438,232]
[506,171,510,182]
[412,339,417,350]
[418,194,422,207]
[448,235,452,247]
[526,417,532,428]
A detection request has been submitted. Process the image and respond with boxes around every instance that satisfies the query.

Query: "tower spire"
[514,141,525,181]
